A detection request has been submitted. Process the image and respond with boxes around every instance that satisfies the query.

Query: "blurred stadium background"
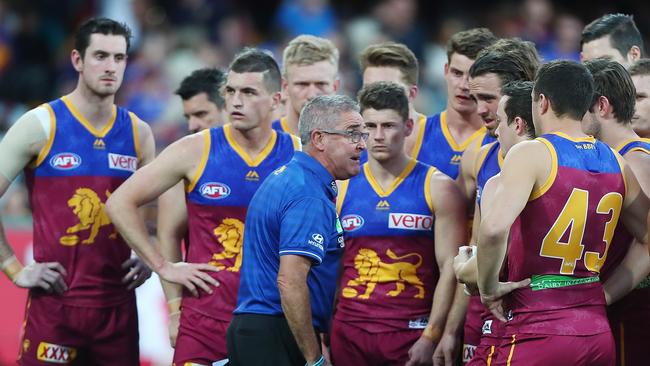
[0,0,648,364]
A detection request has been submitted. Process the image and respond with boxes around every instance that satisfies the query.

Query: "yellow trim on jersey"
[626,147,650,155]
[498,147,504,168]
[186,130,211,193]
[441,111,488,151]
[336,179,350,215]
[530,138,558,201]
[129,112,141,163]
[424,166,436,214]
[280,116,292,134]
[33,104,57,168]
[61,95,116,138]
[364,158,417,198]
[615,137,650,156]
[611,147,628,199]
[473,141,496,177]
[486,345,496,366]
[224,124,277,167]
[506,334,516,366]
[291,134,301,151]
[409,114,428,158]
[549,131,595,143]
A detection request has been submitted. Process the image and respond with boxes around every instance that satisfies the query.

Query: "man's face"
[495,96,520,155]
[182,92,224,133]
[444,53,476,114]
[75,34,128,97]
[581,36,629,67]
[632,74,650,137]
[581,108,602,139]
[363,108,412,162]
[362,67,412,98]
[322,110,366,180]
[284,61,338,116]
[224,71,278,131]
[470,73,502,136]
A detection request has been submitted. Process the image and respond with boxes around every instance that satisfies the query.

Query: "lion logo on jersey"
[342,248,425,299]
[209,218,244,272]
[59,188,116,246]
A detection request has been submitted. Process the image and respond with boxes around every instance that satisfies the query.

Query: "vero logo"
[200,182,231,199]
[388,213,433,231]
[50,153,81,170]
[108,153,137,172]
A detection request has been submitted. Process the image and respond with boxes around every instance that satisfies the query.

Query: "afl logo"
[341,214,364,232]
[200,182,231,199]
[50,153,82,170]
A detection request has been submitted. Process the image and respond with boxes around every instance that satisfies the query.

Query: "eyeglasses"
[319,129,369,144]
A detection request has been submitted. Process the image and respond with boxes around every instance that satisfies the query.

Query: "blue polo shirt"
[234,151,345,332]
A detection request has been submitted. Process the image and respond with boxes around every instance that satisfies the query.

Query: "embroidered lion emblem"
[209,218,244,272]
[59,188,116,246]
[342,248,425,299]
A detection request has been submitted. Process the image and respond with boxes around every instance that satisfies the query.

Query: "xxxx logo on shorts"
[37,342,77,364]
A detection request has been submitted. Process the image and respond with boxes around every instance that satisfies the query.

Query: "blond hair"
[359,42,418,85]
[282,35,339,76]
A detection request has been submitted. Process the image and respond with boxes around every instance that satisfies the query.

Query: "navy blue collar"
[293,151,337,199]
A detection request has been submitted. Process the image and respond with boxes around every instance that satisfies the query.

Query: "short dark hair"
[446,28,498,62]
[176,68,226,109]
[629,59,650,76]
[502,81,535,138]
[585,58,636,124]
[359,42,419,85]
[533,60,595,121]
[228,48,281,92]
[75,18,132,58]
[581,14,645,58]
[358,81,409,122]
[470,38,541,85]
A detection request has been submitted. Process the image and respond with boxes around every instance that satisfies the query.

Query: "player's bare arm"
[106,131,219,297]
[0,111,68,293]
[623,150,650,197]
[408,171,467,365]
[278,254,325,365]
[477,141,548,320]
[456,142,485,202]
[619,160,650,244]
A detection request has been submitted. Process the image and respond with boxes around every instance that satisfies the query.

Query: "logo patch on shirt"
[481,320,493,334]
[200,182,231,199]
[245,170,260,181]
[36,342,77,364]
[376,200,390,210]
[408,317,428,329]
[342,214,364,232]
[388,213,433,231]
[308,233,324,250]
[450,154,462,165]
[93,138,106,149]
[50,153,81,170]
[108,153,137,172]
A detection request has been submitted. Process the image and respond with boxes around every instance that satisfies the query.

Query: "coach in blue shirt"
[228,95,368,366]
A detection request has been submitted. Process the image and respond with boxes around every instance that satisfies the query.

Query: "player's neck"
[67,84,115,129]
[229,121,275,156]
[541,117,587,137]
[367,153,411,187]
[404,106,423,156]
[601,121,639,147]
[445,106,484,139]
[285,109,300,135]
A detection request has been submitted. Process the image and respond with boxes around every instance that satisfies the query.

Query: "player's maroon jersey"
[335,160,437,332]
[182,125,297,322]
[25,96,141,307]
[506,133,625,335]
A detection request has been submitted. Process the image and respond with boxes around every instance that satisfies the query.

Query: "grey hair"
[299,95,360,146]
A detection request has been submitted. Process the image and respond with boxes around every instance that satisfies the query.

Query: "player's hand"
[168,311,180,348]
[122,257,152,290]
[158,261,220,297]
[453,246,473,279]
[406,336,435,366]
[14,262,68,294]
[480,278,530,322]
[432,333,459,366]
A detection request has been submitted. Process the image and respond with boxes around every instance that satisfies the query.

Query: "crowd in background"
[0,0,648,222]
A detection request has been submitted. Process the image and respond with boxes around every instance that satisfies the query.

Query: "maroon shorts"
[330,319,421,366]
[608,287,650,366]
[172,307,229,365]
[18,294,139,366]
[466,340,500,366]
[489,333,614,366]
[463,296,484,364]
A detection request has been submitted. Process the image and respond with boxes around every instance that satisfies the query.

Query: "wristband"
[306,355,324,366]
[421,325,442,343]
[167,297,182,314]
[1,256,23,283]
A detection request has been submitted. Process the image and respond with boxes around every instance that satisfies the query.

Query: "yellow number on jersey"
[540,188,623,275]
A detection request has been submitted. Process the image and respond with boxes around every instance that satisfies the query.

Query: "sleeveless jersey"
[271,117,293,135]
[183,125,298,321]
[334,160,436,332]
[475,141,503,208]
[417,111,495,179]
[25,96,141,307]
[506,132,626,335]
